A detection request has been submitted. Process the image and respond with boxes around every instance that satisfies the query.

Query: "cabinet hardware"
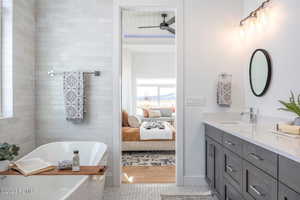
[226,165,234,173]
[225,141,235,146]
[250,185,264,196]
[249,153,264,161]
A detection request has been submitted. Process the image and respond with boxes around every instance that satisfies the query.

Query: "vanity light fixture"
[239,0,271,37]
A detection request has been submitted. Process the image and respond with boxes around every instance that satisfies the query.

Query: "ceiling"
[122,10,175,45]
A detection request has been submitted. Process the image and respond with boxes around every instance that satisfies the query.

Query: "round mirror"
[249,49,272,97]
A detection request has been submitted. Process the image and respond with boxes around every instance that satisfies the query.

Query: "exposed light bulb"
[238,0,272,35]
[258,8,269,26]
[239,25,246,39]
[248,16,257,34]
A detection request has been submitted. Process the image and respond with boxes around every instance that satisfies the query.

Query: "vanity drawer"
[243,142,277,177]
[224,148,243,192]
[243,161,277,200]
[279,155,300,193]
[225,180,245,200]
[223,133,243,156]
[279,183,300,200]
[205,125,223,144]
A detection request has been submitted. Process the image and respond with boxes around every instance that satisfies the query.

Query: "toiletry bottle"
[72,150,80,172]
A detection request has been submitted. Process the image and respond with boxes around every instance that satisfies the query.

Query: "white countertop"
[204,119,300,163]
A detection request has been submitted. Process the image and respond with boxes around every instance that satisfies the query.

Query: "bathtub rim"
[17,141,108,200]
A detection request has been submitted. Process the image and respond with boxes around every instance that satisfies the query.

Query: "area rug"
[122,151,175,167]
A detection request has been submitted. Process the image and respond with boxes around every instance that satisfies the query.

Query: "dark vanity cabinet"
[204,124,300,200]
[205,136,214,187]
[205,135,223,199]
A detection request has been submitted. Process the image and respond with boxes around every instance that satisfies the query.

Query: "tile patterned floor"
[103,184,212,200]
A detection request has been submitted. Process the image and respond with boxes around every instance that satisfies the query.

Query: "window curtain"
[122,50,133,115]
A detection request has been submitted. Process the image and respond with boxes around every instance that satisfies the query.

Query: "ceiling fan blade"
[166,17,175,25]
[166,27,175,34]
[138,26,160,29]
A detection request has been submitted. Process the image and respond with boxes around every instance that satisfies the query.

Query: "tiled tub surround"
[35,0,113,182]
[203,115,300,200]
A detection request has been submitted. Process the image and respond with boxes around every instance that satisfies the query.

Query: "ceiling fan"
[138,13,175,34]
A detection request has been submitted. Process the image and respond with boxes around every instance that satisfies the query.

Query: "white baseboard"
[183,175,208,186]
[105,174,114,186]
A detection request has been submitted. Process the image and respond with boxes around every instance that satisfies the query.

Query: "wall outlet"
[185,96,206,107]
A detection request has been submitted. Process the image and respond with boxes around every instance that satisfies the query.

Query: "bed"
[122,111,176,151]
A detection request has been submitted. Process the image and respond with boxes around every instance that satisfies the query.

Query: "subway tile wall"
[35,0,114,178]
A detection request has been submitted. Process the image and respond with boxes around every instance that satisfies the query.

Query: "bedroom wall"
[131,52,176,114]
[35,0,114,183]
[243,0,300,119]
[0,0,36,156]
[132,52,175,79]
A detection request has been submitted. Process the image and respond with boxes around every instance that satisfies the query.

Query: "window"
[136,78,176,109]
[0,0,13,117]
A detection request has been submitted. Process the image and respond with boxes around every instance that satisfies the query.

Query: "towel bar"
[48,70,101,77]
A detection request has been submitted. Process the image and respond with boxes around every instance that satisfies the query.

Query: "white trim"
[175,0,184,186]
[113,0,184,186]
[112,2,122,186]
[183,176,208,186]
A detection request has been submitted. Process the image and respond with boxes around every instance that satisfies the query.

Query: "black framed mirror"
[249,49,272,97]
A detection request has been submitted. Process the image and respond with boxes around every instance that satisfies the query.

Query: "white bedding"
[140,122,173,140]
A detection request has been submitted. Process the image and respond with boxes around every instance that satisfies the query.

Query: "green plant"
[0,143,20,161]
[278,91,300,117]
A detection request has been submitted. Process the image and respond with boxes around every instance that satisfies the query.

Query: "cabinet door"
[224,148,243,193]
[205,136,214,188]
[279,155,300,194]
[278,183,300,200]
[225,180,244,200]
[214,141,224,199]
[243,161,277,200]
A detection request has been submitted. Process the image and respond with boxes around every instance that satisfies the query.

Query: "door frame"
[112,0,184,186]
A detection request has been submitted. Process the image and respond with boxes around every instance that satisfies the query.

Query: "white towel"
[63,72,85,122]
[140,122,173,140]
[217,74,232,107]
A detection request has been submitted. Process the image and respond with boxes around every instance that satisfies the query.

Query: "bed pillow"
[122,110,130,127]
[142,108,149,118]
[148,109,161,118]
[151,108,173,117]
[128,115,141,128]
[159,108,173,117]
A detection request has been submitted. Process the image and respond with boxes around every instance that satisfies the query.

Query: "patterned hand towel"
[217,74,232,107]
[63,72,85,122]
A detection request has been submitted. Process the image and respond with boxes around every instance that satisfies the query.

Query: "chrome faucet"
[241,107,258,124]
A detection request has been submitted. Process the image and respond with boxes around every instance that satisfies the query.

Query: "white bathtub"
[0,142,108,200]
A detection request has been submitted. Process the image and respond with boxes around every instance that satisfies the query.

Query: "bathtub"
[0,142,108,200]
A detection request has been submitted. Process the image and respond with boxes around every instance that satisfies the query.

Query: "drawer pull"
[249,153,264,161]
[226,165,235,173]
[250,185,264,197]
[225,141,235,146]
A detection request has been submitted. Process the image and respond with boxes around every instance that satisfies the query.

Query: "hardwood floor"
[122,166,175,184]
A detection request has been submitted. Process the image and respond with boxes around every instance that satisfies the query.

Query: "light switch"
[185,96,206,107]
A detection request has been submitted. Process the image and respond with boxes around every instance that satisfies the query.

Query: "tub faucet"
[241,107,258,124]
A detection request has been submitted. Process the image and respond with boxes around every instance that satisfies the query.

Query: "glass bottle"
[72,150,80,172]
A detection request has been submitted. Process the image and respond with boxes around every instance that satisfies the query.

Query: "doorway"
[121,9,177,184]
[112,0,184,186]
